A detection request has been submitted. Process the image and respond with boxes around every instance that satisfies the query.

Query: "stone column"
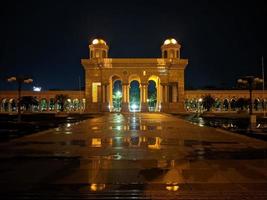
[172,83,178,103]
[121,83,129,112]
[101,83,109,112]
[141,83,148,112]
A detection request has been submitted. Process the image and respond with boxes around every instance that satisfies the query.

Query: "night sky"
[1,1,266,91]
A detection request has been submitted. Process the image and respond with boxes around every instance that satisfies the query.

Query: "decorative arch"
[147,75,161,111]
[128,74,141,112]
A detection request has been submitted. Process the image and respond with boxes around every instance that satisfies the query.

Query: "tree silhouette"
[55,94,68,112]
[202,95,215,111]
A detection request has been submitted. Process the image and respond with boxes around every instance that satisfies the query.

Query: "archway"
[109,75,122,112]
[1,99,8,112]
[40,98,48,111]
[148,75,160,112]
[73,98,80,111]
[10,99,17,112]
[49,98,55,111]
[129,80,140,112]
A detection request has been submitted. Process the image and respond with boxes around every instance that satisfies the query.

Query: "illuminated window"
[92,82,101,102]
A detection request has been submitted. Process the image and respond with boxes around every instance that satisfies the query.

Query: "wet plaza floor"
[0,113,267,199]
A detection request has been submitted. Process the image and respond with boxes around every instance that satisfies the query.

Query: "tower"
[89,39,109,59]
[161,38,181,59]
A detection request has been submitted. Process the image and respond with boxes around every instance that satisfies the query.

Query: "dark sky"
[0,0,267,90]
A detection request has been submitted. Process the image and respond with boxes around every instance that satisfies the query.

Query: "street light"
[7,76,33,122]
[237,76,263,130]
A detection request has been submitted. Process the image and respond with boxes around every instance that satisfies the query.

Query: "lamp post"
[237,76,263,129]
[7,76,33,122]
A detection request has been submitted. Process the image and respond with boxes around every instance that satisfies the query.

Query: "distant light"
[33,86,41,92]
[92,39,99,44]
[164,38,177,45]
[164,39,171,45]
[171,38,177,44]
[116,91,122,97]
[131,104,138,111]
[92,39,106,45]
[198,98,203,102]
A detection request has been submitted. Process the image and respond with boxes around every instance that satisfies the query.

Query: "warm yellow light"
[171,38,177,44]
[92,39,99,45]
[164,38,177,45]
[166,185,179,191]
[92,138,102,147]
[92,39,106,45]
[164,39,171,45]
[92,82,101,103]
[90,183,105,191]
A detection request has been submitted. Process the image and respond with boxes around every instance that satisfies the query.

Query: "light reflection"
[148,137,162,149]
[88,136,163,149]
[166,184,179,191]
[66,123,71,128]
[91,138,102,147]
[90,183,106,191]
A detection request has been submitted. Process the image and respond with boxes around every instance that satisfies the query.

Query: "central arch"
[129,74,141,112]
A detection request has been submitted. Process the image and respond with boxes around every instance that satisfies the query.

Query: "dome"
[92,39,107,45]
[164,38,177,45]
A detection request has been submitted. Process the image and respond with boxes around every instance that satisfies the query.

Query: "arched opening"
[254,98,261,111]
[1,99,9,112]
[164,50,167,58]
[129,80,140,112]
[49,98,55,111]
[147,75,160,111]
[230,98,237,111]
[148,80,157,111]
[109,75,122,112]
[214,98,222,111]
[223,99,229,111]
[73,98,80,111]
[40,98,48,111]
[65,98,72,111]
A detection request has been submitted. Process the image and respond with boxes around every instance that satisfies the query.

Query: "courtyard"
[0,113,267,199]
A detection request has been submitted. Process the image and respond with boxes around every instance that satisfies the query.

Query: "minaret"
[89,38,109,59]
[161,38,181,59]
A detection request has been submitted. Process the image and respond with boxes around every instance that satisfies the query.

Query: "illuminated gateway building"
[0,38,266,113]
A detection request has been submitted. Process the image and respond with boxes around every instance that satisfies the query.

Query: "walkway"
[0,113,267,199]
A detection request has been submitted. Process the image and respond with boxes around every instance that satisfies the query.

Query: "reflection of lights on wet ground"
[91,138,102,147]
[92,126,99,130]
[166,185,179,191]
[64,131,72,134]
[116,126,121,131]
[90,183,106,191]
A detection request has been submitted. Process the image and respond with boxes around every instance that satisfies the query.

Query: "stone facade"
[81,38,188,112]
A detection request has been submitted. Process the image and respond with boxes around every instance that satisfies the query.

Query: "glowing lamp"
[92,39,99,45]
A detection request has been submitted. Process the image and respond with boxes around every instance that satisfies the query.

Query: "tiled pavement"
[0,113,267,199]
